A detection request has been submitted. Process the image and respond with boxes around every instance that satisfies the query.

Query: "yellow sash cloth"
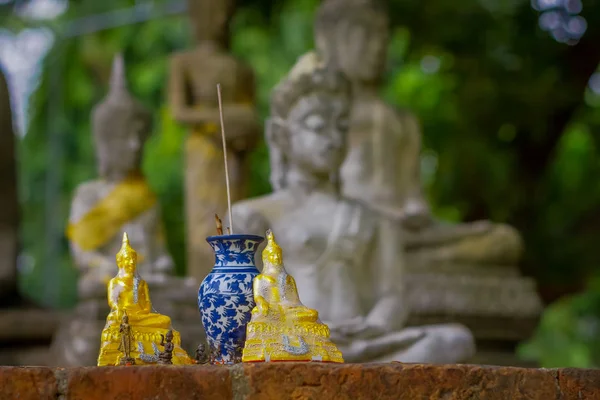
[66,176,157,251]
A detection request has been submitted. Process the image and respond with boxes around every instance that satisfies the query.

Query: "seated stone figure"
[97,233,193,366]
[67,54,173,296]
[51,54,202,368]
[232,62,475,363]
[312,2,542,357]
[243,230,343,363]
[314,0,522,268]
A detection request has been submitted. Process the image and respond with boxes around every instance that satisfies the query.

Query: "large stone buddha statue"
[312,0,542,362]
[168,0,260,282]
[232,62,475,363]
[67,54,173,293]
[314,0,522,268]
[97,233,193,366]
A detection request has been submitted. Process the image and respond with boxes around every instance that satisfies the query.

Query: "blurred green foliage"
[6,0,600,367]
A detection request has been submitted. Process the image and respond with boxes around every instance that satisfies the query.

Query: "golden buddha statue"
[97,233,194,366]
[242,230,343,363]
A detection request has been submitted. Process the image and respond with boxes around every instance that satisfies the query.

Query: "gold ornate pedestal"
[243,321,343,362]
[98,325,191,366]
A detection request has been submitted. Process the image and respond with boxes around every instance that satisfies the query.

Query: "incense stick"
[217,84,234,234]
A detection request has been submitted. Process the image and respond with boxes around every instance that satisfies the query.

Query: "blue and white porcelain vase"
[198,234,264,364]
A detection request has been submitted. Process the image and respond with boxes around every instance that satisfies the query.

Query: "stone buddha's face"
[94,106,150,180]
[316,10,389,83]
[285,92,349,176]
[187,0,235,45]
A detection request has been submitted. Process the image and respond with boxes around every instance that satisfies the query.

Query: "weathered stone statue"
[67,54,173,293]
[315,0,522,267]
[51,55,203,367]
[168,0,260,281]
[231,62,475,363]
[313,0,542,363]
[0,65,18,301]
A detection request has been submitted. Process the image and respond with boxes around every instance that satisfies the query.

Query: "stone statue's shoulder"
[168,50,190,67]
[343,197,379,231]
[235,60,255,83]
[385,103,419,129]
[232,193,288,235]
[69,180,105,222]
[71,180,105,203]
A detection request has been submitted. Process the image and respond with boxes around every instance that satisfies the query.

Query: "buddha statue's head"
[262,230,283,266]
[187,0,235,47]
[92,54,152,181]
[116,232,138,275]
[165,329,174,342]
[315,0,389,84]
[268,55,351,190]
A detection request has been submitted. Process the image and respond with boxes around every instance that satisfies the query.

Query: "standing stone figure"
[314,0,523,267]
[0,65,18,301]
[118,314,135,365]
[231,60,475,363]
[158,330,174,365]
[168,0,260,281]
[67,54,174,293]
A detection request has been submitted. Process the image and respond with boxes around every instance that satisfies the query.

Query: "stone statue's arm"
[68,185,115,273]
[145,207,174,274]
[167,55,215,126]
[392,110,431,229]
[403,220,492,248]
[365,218,408,332]
[70,243,114,272]
[168,56,258,141]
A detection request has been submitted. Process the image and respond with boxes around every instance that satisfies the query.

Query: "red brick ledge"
[1,363,599,400]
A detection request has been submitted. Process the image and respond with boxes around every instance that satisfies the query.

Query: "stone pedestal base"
[50,276,206,367]
[405,261,543,366]
[0,308,62,366]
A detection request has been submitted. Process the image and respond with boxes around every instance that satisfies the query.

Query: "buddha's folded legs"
[338,323,474,363]
[369,324,475,364]
[408,224,523,266]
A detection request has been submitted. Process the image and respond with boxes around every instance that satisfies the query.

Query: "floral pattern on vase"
[198,234,264,364]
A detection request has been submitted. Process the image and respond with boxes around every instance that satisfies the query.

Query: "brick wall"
[1,363,599,400]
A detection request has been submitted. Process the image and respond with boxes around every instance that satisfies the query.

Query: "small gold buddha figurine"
[242,230,343,363]
[97,233,194,366]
